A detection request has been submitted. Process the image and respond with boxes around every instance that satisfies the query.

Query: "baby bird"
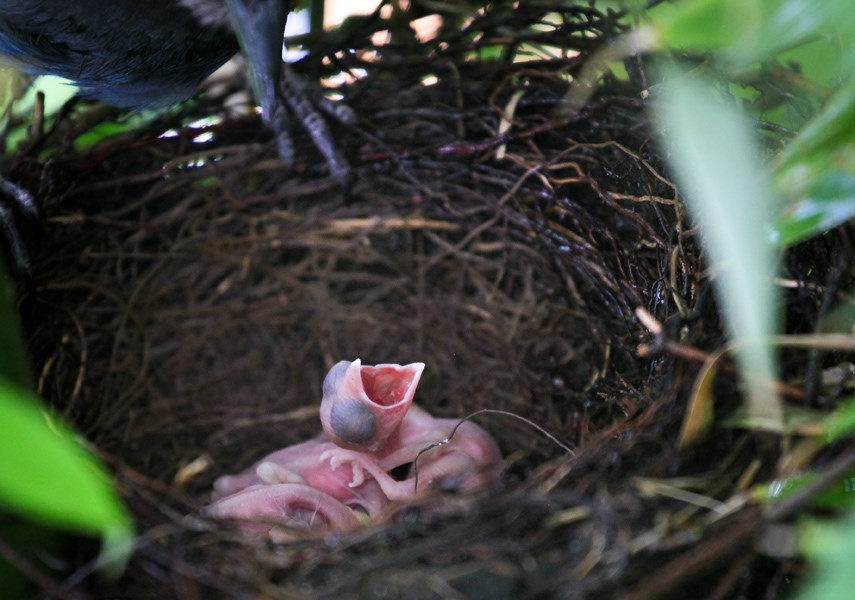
[319,359,504,501]
[208,359,503,538]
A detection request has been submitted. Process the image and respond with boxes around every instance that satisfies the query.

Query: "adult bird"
[0,0,352,271]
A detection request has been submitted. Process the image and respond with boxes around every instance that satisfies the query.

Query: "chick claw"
[320,448,371,488]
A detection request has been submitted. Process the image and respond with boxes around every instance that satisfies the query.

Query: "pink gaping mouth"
[361,365,420,407]
[320,360,425,451]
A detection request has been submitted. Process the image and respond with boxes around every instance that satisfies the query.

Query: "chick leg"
[321,447,418,501]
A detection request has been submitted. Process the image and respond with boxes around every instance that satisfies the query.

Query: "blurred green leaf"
[0,377,133,570]
[776,76,855,168]
[478,45,506,60]
[729,0,855,68]
[0,66,29,117]
[73,120,138,151]
[777,35,849,91]
[5,75,78,154]
[643,0,855,256]
[773,166,855,246]
[648,0,855,69]
[760,469,855,509]
[795,512,855,600]
[821,295,855,334]
[646,0,736,50]
[9,75,76,119]
[825,395,855,443]
[653,74,782,429]
[772,85,855,245]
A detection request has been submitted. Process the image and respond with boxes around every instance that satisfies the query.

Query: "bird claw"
[0,177,38,276]
[320,448,367,488]
[274,63,353,186]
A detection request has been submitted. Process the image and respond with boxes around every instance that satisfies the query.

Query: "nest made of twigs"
[7,2,852,599]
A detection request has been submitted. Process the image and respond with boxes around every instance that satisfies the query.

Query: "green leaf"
[820,295,855,334]
[759,470,855,510]
[0,377,133,570]
[773,166,855,246]
[73,121,137,151]
[777,35,851,91]
[768,76,855,247]
[729,0,855,67]
[653,73,782,429]
[648,0,855,68]
[646,0,742,51]
[795,512,855,600]
[825,395,855,443]
[777,76,855,168]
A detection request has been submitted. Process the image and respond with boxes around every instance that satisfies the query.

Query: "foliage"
[645,0,855,245]
[636,0,855,597]
[795,513,855,600]
[0,262,133,574]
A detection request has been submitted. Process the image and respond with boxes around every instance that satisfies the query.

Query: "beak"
[225,0,289,120]
[320,359,425,452]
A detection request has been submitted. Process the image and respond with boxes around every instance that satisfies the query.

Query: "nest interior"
[5,2,852,599]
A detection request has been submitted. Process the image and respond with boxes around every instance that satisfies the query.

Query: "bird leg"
[0,177,38,275]
[277,62,354,183]
[226,0,353,185]
[320,447,421,501]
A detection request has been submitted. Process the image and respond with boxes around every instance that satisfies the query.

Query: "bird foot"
[271,63,355,186]
[0,177,38,276]
[320,448,373,489]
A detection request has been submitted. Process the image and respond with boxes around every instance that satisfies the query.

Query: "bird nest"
[7,3,851,599]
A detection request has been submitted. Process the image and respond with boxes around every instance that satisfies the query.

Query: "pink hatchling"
[319,360,503,501]
[207,359,502,535]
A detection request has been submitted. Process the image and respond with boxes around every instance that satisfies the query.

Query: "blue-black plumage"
[0,0,298,114]
[0,0,352,273]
